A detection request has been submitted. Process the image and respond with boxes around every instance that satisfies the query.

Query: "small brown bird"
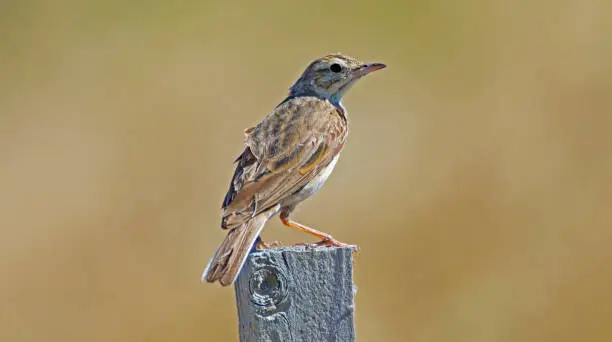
[202,54,385,286]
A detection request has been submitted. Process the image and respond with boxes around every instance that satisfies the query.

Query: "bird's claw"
[295,238,359,252]
[256,240,283,250]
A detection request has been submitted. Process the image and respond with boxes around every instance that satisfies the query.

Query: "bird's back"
[221,96,348,229]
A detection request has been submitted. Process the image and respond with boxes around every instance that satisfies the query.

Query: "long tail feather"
[202,204,280,286]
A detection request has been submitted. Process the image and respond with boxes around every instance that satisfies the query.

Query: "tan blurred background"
[1,1,611,341]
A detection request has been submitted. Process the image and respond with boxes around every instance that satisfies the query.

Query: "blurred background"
[1,0,611,341]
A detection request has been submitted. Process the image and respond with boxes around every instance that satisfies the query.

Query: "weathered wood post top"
[234,246,356,342]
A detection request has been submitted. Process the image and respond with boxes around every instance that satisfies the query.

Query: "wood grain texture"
[235,246,356,342]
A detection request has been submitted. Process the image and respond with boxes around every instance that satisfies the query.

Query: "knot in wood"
[248,265,288,309]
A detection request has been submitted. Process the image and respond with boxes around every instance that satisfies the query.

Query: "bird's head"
[289,54,386,105]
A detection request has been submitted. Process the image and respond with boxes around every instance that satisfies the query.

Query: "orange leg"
[280,216,359,251]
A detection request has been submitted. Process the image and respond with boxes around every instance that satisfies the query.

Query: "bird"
[202,53,386,286]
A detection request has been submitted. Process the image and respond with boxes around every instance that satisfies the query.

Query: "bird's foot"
[318,238,360,252]
[256,240,283,250]
[296,238,359,252]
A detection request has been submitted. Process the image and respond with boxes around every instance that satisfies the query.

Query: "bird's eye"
[330,63,342,73]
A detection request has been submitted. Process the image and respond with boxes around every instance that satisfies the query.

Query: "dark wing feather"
[222,147,257,210]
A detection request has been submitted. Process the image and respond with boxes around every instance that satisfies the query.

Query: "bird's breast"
[281,155,340,207]
[305,154,339,193]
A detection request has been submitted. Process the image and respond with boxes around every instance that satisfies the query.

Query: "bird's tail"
[202,204,280,286]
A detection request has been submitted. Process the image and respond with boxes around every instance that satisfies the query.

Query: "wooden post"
[234,246,356,342]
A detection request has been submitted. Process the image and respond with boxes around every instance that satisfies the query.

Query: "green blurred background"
[1,1,611,341]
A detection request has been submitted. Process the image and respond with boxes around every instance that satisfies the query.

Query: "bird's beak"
[354,63,386,76]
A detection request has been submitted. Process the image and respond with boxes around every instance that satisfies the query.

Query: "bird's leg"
[279,214,359,252]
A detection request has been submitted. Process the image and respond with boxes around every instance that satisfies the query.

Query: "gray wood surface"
[234,246,356,342]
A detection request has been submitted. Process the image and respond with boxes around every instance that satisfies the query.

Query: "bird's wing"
[221,97,347,229]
